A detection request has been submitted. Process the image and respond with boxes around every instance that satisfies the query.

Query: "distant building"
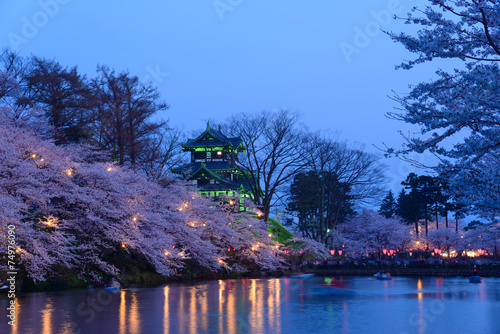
[172,122,254,207]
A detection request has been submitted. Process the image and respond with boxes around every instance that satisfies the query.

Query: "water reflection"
[11,298,19,334]
[2,277,500,334]
[41,297,53,334]
[163,286,169,334]
[119,290,126,334]
[129,292,140,334]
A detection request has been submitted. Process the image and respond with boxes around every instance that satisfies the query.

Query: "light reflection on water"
[0,276,500,334]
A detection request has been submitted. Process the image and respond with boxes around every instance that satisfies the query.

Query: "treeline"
[0,48,183,179]
[379,173,463,237]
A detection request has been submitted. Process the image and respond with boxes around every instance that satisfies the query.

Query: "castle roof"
[183,122,245,151]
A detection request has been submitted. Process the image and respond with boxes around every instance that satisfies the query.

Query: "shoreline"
[303,268,500,277]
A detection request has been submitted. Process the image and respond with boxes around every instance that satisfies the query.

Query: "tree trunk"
[424,205,428,236]
[319,172,325,244]
[415,214,419,238]
[435,205,439,229]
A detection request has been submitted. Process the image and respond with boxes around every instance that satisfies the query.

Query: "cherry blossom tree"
[339,210,413,258]
[386,0,500,220]
[426,227,463,255]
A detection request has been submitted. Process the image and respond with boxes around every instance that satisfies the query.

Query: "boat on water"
[0,284,8,290]
[374,272,393,280]
[104,277,121,291]
[469,275,481,283]
[289,273,315,279]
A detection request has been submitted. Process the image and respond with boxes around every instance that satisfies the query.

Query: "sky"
[0,0,441,195]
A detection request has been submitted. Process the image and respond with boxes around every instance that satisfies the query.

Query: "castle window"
[194,151,206,161]
[217,151,222,156]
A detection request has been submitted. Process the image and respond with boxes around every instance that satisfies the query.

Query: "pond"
[1,276,499,334]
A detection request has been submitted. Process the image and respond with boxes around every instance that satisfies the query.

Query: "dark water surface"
[1,276,500,334]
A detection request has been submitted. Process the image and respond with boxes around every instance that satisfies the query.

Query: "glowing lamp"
[338,250,342,256]
[330,250,335,256]
[383,249,387,255]
[409,252,413,257]
[431,252,435,256]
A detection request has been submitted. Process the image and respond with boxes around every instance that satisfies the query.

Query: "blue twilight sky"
[1,0,441,195]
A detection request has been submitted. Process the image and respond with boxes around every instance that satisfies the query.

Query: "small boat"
[0,284,8,290]
[104,277,120,291]
[469,275,481,283]
[289,273,315,279]
[374,272,393,280]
